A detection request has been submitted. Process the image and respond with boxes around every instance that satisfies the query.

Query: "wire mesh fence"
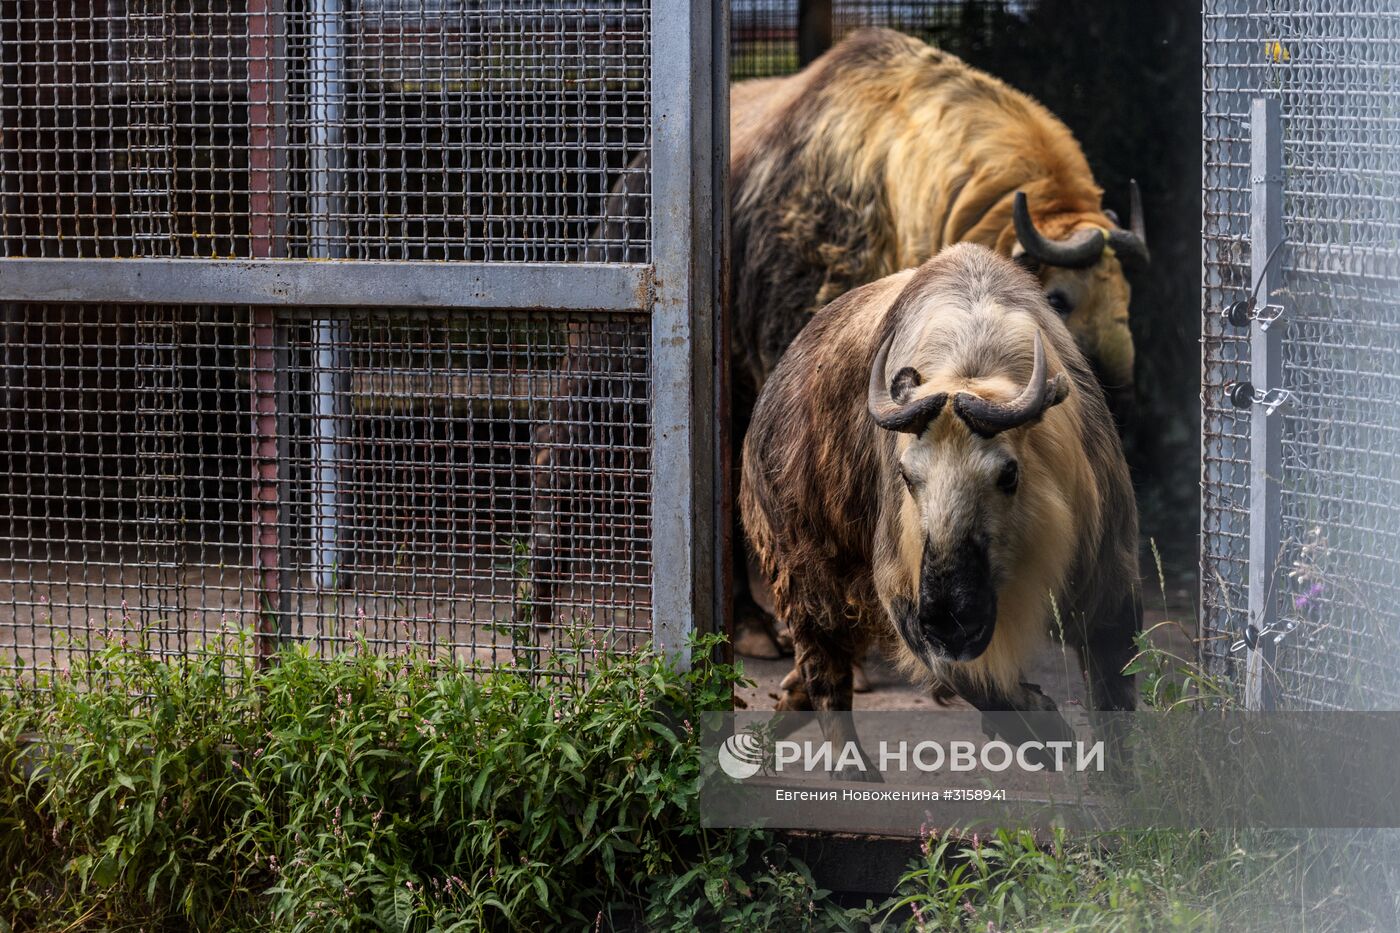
[1202,0,1400,710]
[0,304,653,678]
[0,1,725,683]
[730,0,1001,80]
[0,1,651,262]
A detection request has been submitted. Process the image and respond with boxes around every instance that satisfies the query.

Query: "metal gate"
[1202,0,1400,710]
[0,2,723,677]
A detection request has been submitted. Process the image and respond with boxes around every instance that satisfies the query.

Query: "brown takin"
[740,245,1140,768]
[729,28,1148,653]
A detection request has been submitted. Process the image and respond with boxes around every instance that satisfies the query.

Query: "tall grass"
[879,557,1400,933]
[0,630,842,932]
[3,621,1395,931]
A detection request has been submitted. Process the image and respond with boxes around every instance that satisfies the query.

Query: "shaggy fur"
[730,27,1136,405]
[729,27,1141,650]
[740,245,1140,723]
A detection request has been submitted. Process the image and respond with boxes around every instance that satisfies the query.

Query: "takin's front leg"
[780,617,883,783]
[949,673,1078,765]
[1073,589,1142,714]
[1068,589,1142,775]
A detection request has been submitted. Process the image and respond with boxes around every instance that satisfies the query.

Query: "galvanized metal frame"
[1243,97,1284,711]
[648,0,723,664]
[0,0,721,668]
[1202,1,1400,711]
[0,260,654,311]
[711,0,734,654]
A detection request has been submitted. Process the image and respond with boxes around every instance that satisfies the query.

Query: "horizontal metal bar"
[0,259,655,311]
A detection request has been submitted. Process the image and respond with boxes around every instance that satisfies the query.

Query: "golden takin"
[740,245,1141,767]
[730,27,1148,655]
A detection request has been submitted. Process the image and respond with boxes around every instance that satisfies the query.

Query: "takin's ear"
[1010,244,1040,274]
[890,367,923,404]
[1046,373,1072,411]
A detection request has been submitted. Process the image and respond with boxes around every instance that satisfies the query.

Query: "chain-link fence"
[1202,0,1400,710]
[0,2,721,680]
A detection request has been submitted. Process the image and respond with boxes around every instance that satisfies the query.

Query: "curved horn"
[1012,191,1106,269]
[1106,178,1150,268]
[868,329,949,434]
[952,332,1070,437]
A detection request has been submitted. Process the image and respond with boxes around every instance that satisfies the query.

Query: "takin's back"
[729,28,1109,393]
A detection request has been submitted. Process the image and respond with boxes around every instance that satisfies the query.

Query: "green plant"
[881,825,1393,933]
[0,629,839,931]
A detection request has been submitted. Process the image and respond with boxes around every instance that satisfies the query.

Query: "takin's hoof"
[980,707,1077,756]
[774,670,813,712]
[1019,681,1060,711]
[832,759,884,783]
[734,625,783,660]
[733,602,784,659]
[852,660,871,693]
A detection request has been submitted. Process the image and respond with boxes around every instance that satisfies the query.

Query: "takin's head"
[867,247,1082,670]
[1000,183,1149,420]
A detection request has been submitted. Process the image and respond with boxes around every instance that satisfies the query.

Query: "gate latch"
[1231,619,1297,654]
[1223,297,1287,331]
[1226,381,1292,415]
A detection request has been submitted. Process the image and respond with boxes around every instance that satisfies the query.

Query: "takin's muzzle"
[892,537,998,665]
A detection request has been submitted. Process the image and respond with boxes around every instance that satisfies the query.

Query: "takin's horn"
[1106,178,1150,268]
[1012,191,1106,269]
[952,331,1071,437]
[867,329,949,434]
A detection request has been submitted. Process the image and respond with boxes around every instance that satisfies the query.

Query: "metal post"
[798,0,833,67]
[712,0,733,662]
[251,310,289,658]
[249,0,289,659]
[310,0,346,591]
[1245,97,1284,710]
[649,0,723,666]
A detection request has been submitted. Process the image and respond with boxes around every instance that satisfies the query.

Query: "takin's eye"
[996,459,1020,495]
[1046,290,1074,316]
[898,464,916,492]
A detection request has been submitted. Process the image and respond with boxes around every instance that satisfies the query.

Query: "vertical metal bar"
[310,0,347,591]
[798,0,833,67]
[251,309,288,660]
[649,0,722,666]
[248,0,289,658]
[310,0,346,259]
[1245,97,1284,710]
[248,0,287,258]
[0,6,17,259]
[712,0,733,664]
[312,322,345,592]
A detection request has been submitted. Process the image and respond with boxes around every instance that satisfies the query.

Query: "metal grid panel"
[730,1,976,80]
[731,0,796,79]
[0,303,652,677]
[1202,1,1400,709]
[0,1,650,262]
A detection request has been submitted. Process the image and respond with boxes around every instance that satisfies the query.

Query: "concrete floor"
[734,573,1198,713]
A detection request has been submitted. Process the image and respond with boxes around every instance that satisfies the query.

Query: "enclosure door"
[0,2,726,677]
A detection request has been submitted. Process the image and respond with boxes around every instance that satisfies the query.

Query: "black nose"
[921,603,997,661]
[894,538,997,664]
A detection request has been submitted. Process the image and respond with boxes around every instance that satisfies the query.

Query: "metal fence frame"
[0,1,726,669]
[1201,0,1400,711]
